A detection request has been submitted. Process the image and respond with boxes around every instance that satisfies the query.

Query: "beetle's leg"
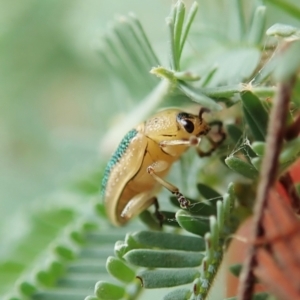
[121,192,157,222]
[153,198,165,227]
[147,161,190,209]
[197,120,226,157]
[121,195,165,226]
[160,136,200,156]
[199,107,210,122]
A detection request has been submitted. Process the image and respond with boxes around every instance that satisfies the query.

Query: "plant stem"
[237,77,295,299]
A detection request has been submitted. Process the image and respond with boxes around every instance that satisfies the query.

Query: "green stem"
[247,6,266,45]
[179,1,198,58]
[167,17,177,70]
[174,1,185,70]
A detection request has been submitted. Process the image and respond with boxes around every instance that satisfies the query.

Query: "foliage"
[1,0,300,300]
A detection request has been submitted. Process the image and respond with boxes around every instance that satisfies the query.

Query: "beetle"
[101,107,222,226]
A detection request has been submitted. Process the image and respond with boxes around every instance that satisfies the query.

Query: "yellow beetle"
[101,107,218,226]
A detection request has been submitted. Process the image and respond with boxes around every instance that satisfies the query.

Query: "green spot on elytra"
[101,129,138,196]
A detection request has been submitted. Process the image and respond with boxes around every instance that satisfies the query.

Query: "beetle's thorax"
[143,110,179,137]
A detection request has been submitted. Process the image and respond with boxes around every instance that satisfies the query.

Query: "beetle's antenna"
[199,107,210,122]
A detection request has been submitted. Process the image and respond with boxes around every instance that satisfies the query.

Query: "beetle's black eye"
[182,119,194,133]
[177,112,195,133]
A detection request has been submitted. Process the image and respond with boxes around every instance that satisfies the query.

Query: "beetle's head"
[144,108,210,142]
[176,107,210,138]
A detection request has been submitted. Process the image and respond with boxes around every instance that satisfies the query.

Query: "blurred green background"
[0,0,171,238]
[1,0,300,258]
[1,0,300,299]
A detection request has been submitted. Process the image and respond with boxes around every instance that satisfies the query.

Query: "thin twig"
[237,77,295,299]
